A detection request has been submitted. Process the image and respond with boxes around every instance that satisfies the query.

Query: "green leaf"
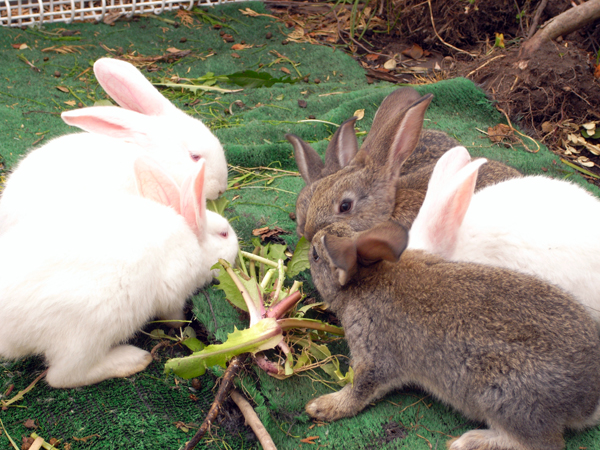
[226,70,303,88]
[153,81,241,94]
[212,263,248,311]
[287,237,310,278]
[206,197,230,215]
[182,337,206,352]
[93,99,113,107]
[265,243,287,263]
[164,318,283,378]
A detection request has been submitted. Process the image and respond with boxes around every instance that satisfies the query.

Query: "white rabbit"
[0,157,238,388]
[90,57,228,199]
[410,145,600,328]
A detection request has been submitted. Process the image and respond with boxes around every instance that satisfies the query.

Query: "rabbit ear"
[180,159,207,236]
[325,116,359,169]
[93,58,174,116]
[322,234,358,287]
[61,106,151,143]
[134,156,181,214]
[355,222,409,265]
[362,89,433,181]
[287,134,325,185]
[426,146,473,198]
[411,155,487,259]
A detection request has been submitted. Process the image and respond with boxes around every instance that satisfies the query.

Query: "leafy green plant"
[164,238,348,382]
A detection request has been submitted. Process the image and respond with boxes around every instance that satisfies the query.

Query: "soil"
[267,0,600,181]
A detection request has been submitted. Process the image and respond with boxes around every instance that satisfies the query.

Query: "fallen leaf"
[487,123,513,143]
[577,156,594,167]
[402,43,423,60]
[231,43,252,50]
[353,109,365,120]
[383,58,397,70]
[252,226,290,240]
[56,86,69,93]
[12,43,28,50]
[594,64,600,79]
[231,53,241,58]
[72,434,100,443]
[280,67,291,75]
[495,32,505,48]
[300,435,319,444]
[23,419,38,429]
[365,53,379,61]
[166,47,181,53]
[64,100,76,106]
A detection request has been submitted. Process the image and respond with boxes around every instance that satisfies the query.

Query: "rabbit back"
[454,175,600,325]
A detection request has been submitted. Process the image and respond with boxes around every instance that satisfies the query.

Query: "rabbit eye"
[339,199,353,214]
[312,246,320,262]
[220,231,229,238]
[190,153,202,162]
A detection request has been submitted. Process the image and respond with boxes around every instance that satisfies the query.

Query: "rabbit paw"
[447,429,530,450]
[305,390,358,422]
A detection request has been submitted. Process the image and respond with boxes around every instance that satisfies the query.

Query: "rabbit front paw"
[447,428,557,450]
[305,388,361,422]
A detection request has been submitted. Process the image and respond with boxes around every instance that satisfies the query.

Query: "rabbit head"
[303,90,433,241]
[63,57,228,199]
[286,116,359,237]
[134,155,239,275]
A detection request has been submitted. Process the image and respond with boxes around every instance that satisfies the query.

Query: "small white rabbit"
[410,146,600,328]
[90,57,228,199]
[0,157,238,388]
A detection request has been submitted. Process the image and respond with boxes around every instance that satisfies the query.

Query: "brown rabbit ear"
[322,234,358,286]
[287,134,325,185]
[325,116,359,170]
[362,89,433,181]
[355,222,409,265]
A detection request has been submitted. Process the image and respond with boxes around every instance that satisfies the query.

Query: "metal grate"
[0,0,249,27]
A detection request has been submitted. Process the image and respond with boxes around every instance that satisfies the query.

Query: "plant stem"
[230,390,277,450]
[278,318,345,336]
[220,259,262,325]
[266,291,302,319]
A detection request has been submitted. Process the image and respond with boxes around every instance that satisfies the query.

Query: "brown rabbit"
[295,87,521,241]
[307,220,600,450]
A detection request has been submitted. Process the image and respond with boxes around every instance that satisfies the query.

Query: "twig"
[527,0,549,39]
[466,54,506,78]
[426,0,478,57]
[183,355,247,450]
[150,341,171,361]
[230,389,277,450]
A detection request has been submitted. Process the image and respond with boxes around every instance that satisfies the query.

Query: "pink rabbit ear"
[180,159,206,236]
[93,58,174,116]
[134,156,181,214]
[411,156,487,259]
[426,146,473,198]
[61,106,150,143]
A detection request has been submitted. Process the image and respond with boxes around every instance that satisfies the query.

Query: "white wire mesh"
[1,0,250,27]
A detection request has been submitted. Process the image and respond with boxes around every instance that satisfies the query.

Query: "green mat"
[2,3,600,449]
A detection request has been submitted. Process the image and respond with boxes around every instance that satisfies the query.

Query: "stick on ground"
[231,389,277,450]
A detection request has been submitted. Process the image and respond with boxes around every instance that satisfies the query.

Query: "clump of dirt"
[463,40,599,135]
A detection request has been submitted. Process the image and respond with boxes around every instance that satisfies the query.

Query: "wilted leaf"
[231,43,252,50]
[494,33,505,48]
[252,226,290,241]
[577,156,595,167]
[353,109,365,121]
[401,44,423,60]
[487,123,512,143]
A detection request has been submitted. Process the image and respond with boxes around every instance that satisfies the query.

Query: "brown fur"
[307,221,600,450]
[295,87,521,241]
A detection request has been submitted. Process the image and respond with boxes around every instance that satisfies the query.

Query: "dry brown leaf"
[56,86,69,93]
[402,43,424,60]
[175,9,195,27]
[383,58,397,70]
[252,226,290,241]
[231,43,253,50]
[280,67,291,75]
[23,419,38,429]
[365,54,379,61]
[231,53,241,59]
[166,47,182,53]
[11,43,28,50]
[64,100,76,106]
[487,123,513,143]
[353,109,365,120]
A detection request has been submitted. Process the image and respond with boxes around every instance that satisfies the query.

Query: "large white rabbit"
[410,146,600,328]
[0,157,238,388]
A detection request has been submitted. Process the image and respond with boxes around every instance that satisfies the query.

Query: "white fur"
[409,146,600,329]
[0,157,238,388]
[91,57,228,199]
